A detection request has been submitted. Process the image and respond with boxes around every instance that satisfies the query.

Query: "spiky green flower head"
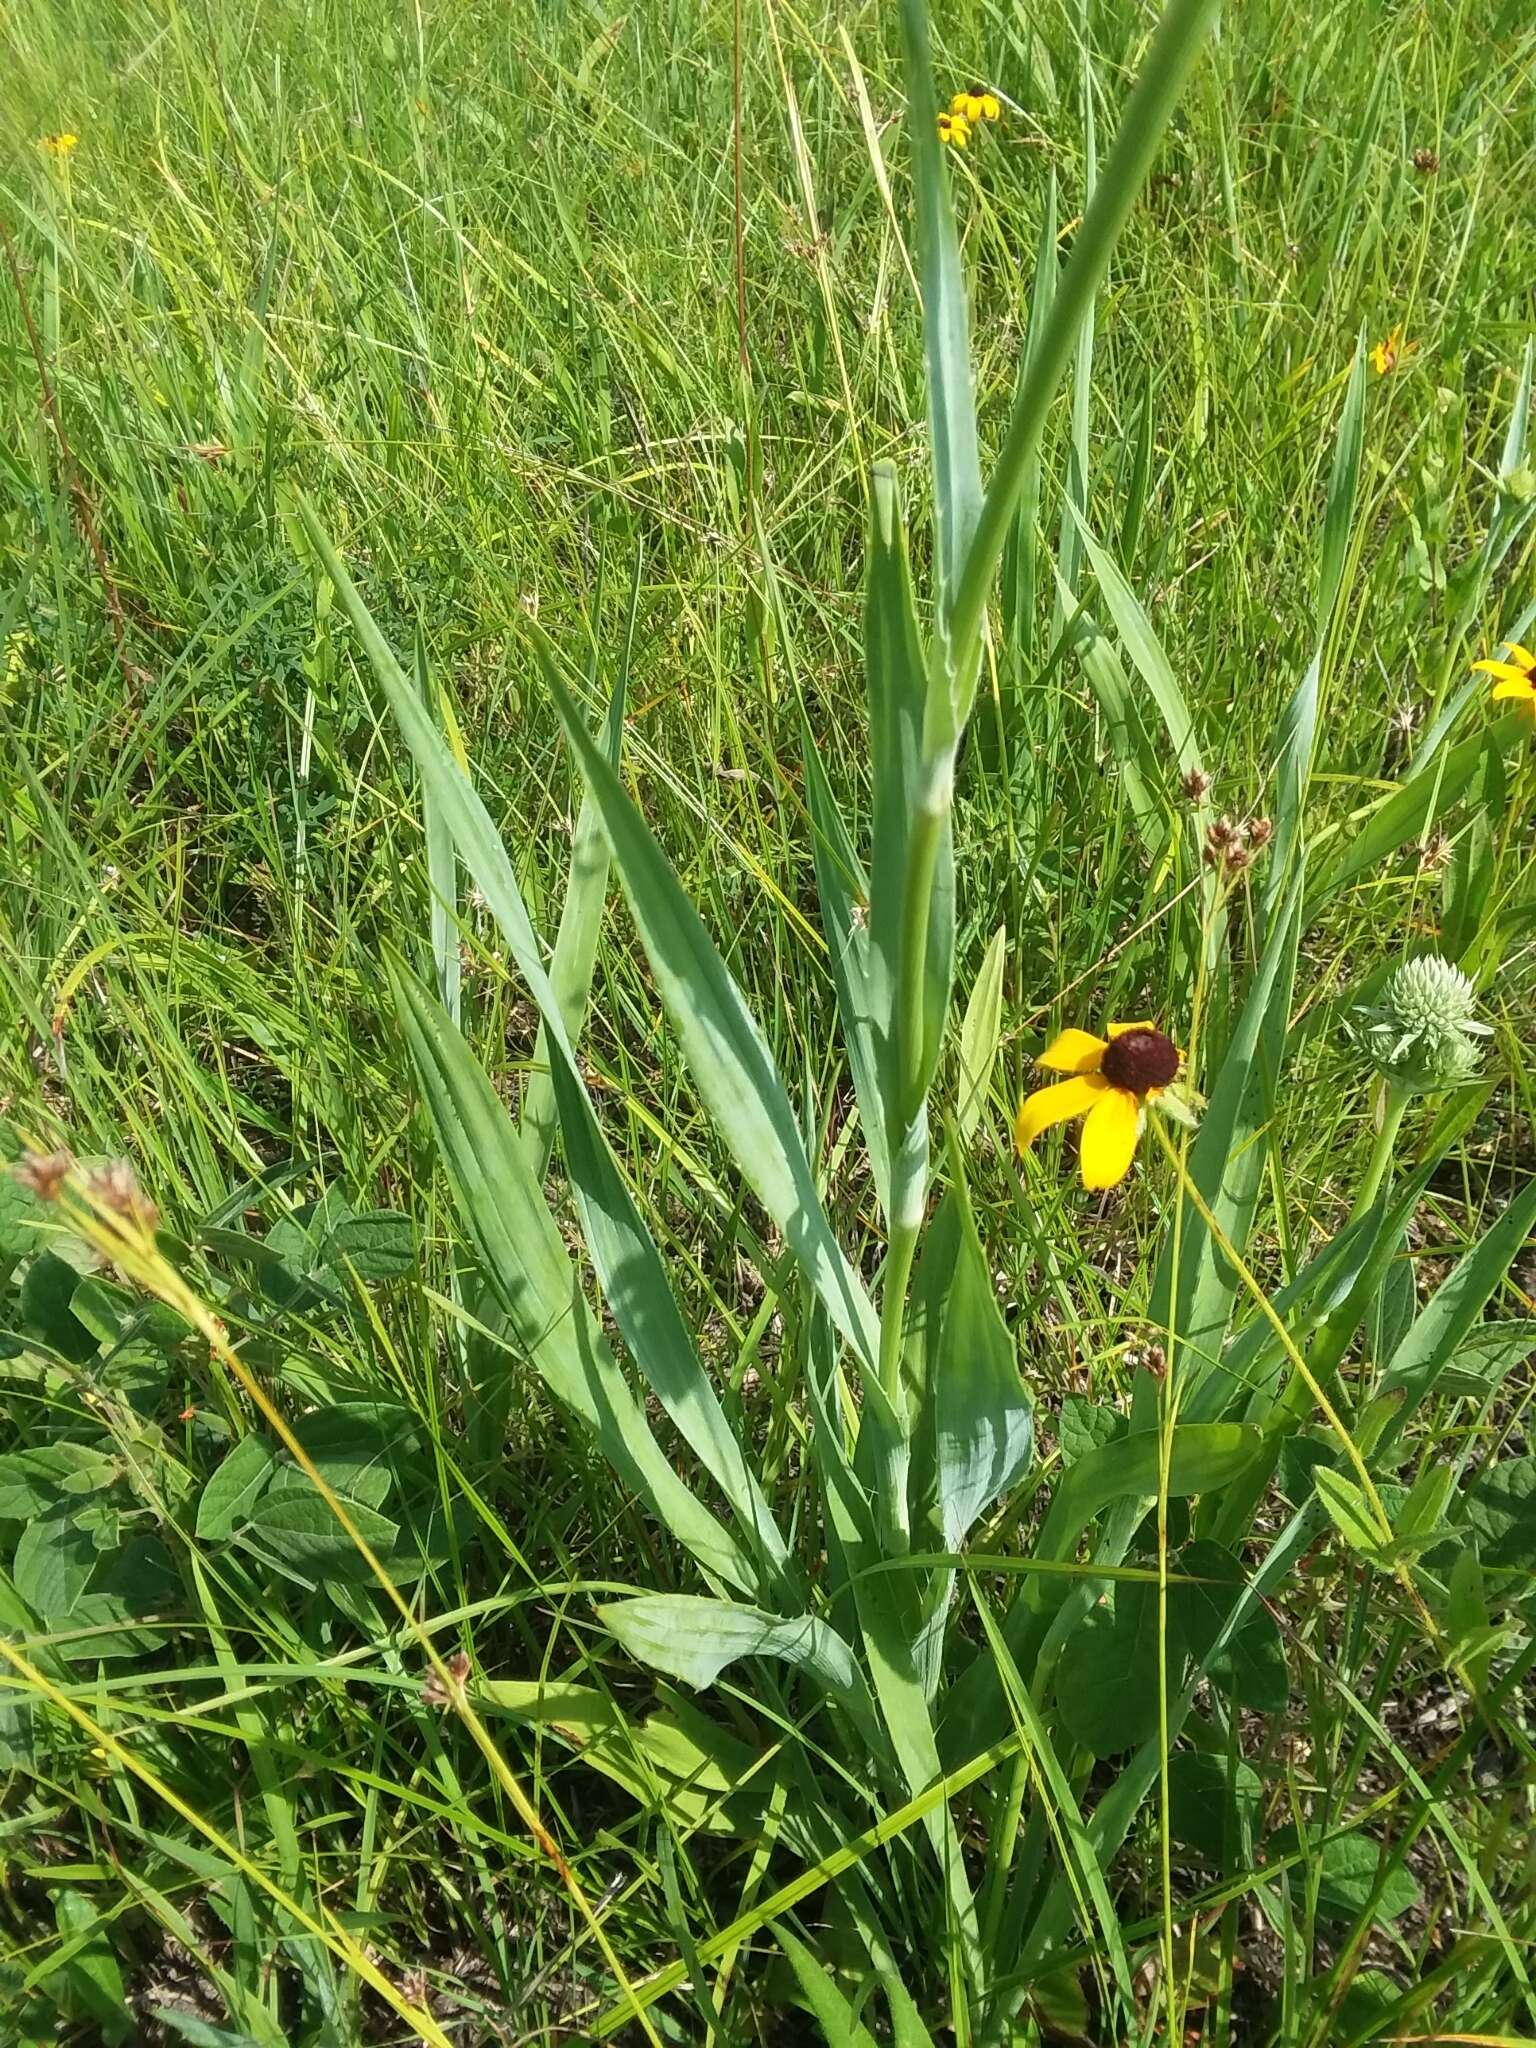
[1353,954,1491,1093]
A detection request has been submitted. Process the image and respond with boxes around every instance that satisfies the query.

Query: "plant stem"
[943,0,1222,681]
[1348,1080,1410,1225]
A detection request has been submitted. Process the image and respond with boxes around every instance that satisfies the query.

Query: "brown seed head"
[14,1147,75,1201]
[1099,1028,1181,1096]
[89,1158,159,1232]
[1180,766,1212,803]
[1412,148,1440,174]
[1247,816,1273,851]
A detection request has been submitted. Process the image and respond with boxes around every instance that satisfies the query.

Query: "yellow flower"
[1471,640,1536,711]
[38,132,78,159]
[937,110,971,149]
[1015,1021,1182,1192]
[1369,326,1416,375]
[950,85,1002,124]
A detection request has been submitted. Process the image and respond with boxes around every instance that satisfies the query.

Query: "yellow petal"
[1037,1028,1107,1074]
[1505,642,1536,667]
[1490,674,1536,702]
[949,91,971,116]
[1015,1074,1106,1154]
[1471,659,1529,682]
[1079,1087,1141,1191]
[1106,1019,1155,1038]
[980,93,1001,120]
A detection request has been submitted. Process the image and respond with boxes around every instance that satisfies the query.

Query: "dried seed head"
[1180,766,1212,803]
[1247,816,1273,851]
[421,1649,472,1708]
[89,1158,158,1232]
[1412,148,1440,174]
[1131,1342,1168,1380]
[1418,829,1452,873]
[13,1147,75,1201]
[1224,842,1252,872]
[1203,815,1247,866]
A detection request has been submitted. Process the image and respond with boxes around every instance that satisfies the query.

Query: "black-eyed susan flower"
[1015,1021,1185,1191]
[38,132,78,159]
[937,110,972,149]
[1472,639,1536,712]
[1369,326,1416,375]
[950,85,1002,125]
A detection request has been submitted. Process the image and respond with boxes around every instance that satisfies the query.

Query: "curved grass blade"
[533,637,884,1392]
[389,956,757,1596]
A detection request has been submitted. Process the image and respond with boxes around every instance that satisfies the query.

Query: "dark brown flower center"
[1099,1027,1180,1096]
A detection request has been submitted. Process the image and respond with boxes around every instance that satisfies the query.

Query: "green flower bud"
[1352,954,1490,1093]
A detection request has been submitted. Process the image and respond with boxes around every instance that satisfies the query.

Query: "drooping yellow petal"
[1504,643,1536,668]
[1015,1074,1106,1154]
[1079,1087,1142,1191]
[949,91,972,116]
[979,92,1001,121]
[1106,1019,1155,1038]
[1472,659,1530,683]
[1037,1028,1107,1074]
[1490,674,1536,702]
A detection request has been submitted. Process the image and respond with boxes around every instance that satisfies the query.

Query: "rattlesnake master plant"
[1353,953,1491,1092]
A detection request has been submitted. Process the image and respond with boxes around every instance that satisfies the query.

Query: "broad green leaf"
[195,1435,275,1541]
[1464,1456,1536,1570]
[597,1594,878,1742]
[999,171,1058,667]
[956,924,1006,1142]
[1056,1394,1126,1467]
[21,1249,98,1362]
[0,1444,117,1519]
[324,1209,415,1283]
[1273,1825,1420,1924]
[1054,1579,1171,1757]
[1167,1749,1261,1869]
[535,644,881,1382]
[13,1505,96,1620]
[1172,1541,1288,1710]
[770,1922,881,2048]
[481,1677,776,1840]
[243,1486,401,1581]
[930,1167,1032,1550]
[49,1889,131,2044]
[389,958,755,1594]
[1031,1423,1262,1583]
[1312,1466,1386,1558]
[1437,1319,1536,1398]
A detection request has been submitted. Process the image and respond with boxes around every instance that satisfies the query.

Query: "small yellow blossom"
[1471,640,1536,713]
[1369,326,1416,376]
[1015,1021,1184,1191]
[937,110,971,150]
[38,132,78,159]
[950,85,1002,124]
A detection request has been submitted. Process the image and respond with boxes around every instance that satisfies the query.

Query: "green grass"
[2,0,1535,2040]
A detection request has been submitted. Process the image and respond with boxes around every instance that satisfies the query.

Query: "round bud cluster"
[1353,954,1491,1093]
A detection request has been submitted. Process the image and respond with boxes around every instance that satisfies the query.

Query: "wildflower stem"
[1347,1080,1409,1225]
[943,0,1220,686]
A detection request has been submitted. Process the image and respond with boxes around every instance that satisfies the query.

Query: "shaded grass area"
[1,0,1534,2040]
